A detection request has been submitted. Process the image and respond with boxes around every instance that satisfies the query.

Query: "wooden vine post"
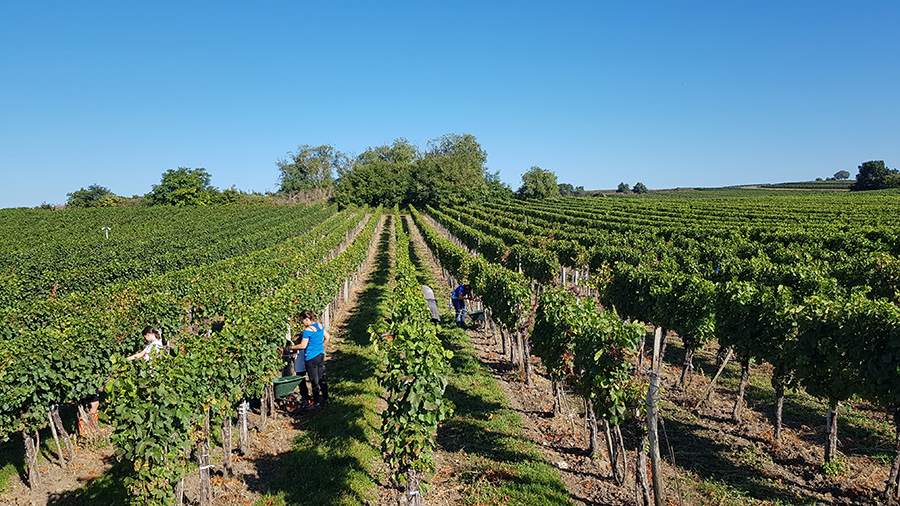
[22,430,41,490]
[260,389,269,433]
[731,355,751,423]
[222,416,233,478]
[48,407,67,468]
[523,332,534,387]
[825,402,840,464]
[773,376,786,443]
[696,346,733,409]
[584,397,600,457]
[50,408,75,461]
[77,404,101,443]
[239,401,250,454]
[198,408,211,506]
[646,326,665,506]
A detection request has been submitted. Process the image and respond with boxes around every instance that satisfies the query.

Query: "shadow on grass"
[249,215,394,505]
[435,328,571,505]
[0,438,26,495]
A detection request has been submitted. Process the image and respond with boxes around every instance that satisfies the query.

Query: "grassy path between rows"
[254,216,395,505]
[402,214,572,505]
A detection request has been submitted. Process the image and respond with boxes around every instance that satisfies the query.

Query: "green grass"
[436,329,571,505]
[403,214,572,505]
[254,217,393,506]
[0,459,16,495]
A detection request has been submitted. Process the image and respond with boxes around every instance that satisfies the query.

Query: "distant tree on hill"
[333,133,502,208]
[557,183,586,197]
[633,182,648,194]
[617,182,630,193]
[516,166,559,199]
[278,144,346,193]
[834,170,850,180]
[852,160,900,191]
[145,167,216,206]
[412,133,491,207]
[884,173,900,188]
[66,184,120,208]
[336,138,416,208]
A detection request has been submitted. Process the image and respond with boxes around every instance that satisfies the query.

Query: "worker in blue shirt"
[450,284,473,328]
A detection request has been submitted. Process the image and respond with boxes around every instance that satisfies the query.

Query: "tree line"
[60,138,896,210]
[279,134,510,208]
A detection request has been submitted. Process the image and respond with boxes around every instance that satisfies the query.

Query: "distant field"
[748,180,854,190]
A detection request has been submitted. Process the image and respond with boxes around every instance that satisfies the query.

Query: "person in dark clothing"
[292,310,331,407]
[283,331,312,406]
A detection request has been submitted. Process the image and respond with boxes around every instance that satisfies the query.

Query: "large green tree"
[66,184,118,208]
[145,167,215,206]
[411,133,489,207]
[852,160,899,191]
[516,166,559,199]
[277,144,346,193]
[327,133,507,208]
[336,138,418,207]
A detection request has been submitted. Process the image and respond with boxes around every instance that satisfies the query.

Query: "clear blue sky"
[2,1,898,208]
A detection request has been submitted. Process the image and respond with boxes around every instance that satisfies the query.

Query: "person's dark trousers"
[297,376,310,402]
[305,353,329,404]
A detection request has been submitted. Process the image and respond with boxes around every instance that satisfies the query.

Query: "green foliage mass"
[336,139,416,208]
[516,166,559,200]
[531,287,645,426]
[66,184,120,208]
[370,209,453,486]
[144,167,215,206]
[334,133,504,208]
[852,160,900,191]
[278,144,346,193]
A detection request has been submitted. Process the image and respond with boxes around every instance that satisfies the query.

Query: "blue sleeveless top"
[303,322,325,360]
